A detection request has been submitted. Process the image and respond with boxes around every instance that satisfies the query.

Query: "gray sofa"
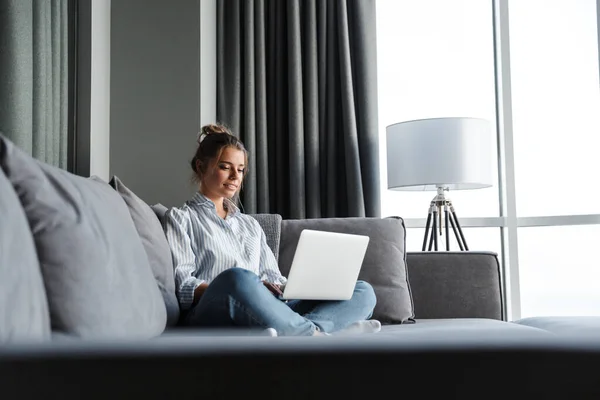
[2,132,600,398]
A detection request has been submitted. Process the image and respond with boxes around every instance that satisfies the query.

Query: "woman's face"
[200,146,246,201]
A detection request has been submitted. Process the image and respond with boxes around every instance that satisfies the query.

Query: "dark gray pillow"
[279,217,414,324]
[0,167,51,343]
[151,203,169,222]
[0,134,167,339]
[109,176,180,326]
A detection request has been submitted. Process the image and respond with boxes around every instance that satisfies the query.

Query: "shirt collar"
[188,192,240,218]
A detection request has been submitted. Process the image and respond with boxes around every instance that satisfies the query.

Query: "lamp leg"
[444,206,450,251]
[422,207,433,251]
[450,205,469,251]
[428,207,437,251]
[448,213,465,251]
[433,208,438,251]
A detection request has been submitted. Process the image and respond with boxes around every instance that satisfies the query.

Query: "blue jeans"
[183,268,377,336]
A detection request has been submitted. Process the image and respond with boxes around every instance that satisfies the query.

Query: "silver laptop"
[281,229,370,301]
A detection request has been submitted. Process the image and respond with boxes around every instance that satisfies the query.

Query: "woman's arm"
[163,208,205,310]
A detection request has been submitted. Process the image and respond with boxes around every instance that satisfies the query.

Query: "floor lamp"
[386,117,494,251]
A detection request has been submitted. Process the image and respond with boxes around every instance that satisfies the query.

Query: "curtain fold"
[217,0,380,219]
[0,0,69,168]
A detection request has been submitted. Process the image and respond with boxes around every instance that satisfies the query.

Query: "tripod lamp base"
[422,187,469,251]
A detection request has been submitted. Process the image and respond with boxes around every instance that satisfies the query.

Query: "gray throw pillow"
[0,167,51,343]
[151,203,169,222]
[0,134,167,339]
[249,214,282,262]
[279,217,414,324]
[109,176,180,326]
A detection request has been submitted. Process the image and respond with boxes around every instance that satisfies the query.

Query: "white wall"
[89,0,111,181]
[80,0,217,203]
[200,0,217,127]
[110,0,205,207]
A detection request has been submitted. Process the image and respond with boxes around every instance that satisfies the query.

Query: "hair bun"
[197,124,231,143]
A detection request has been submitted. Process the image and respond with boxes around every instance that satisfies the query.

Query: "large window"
[376,0,499,222]
[376,0,600,319]
[510,0,600,217]
[518,225,600,317]
[509,0,600,317]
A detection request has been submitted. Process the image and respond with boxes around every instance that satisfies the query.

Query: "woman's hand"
[193,282,210,304]
[262,281,283,297]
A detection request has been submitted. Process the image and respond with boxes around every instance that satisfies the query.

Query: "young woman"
[163,123,380,336]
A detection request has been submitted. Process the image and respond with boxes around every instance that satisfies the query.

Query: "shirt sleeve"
[257,224,287,285]
[163,207,204,310]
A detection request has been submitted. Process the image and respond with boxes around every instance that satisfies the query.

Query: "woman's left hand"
[262,281,283,297]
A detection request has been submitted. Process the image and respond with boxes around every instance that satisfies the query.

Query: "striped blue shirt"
[163,192,286,310]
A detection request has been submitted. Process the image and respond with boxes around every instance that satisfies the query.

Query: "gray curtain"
[0,0,68,168]
[217,0,380,219]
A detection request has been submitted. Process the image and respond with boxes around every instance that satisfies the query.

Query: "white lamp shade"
[386,117,494,191]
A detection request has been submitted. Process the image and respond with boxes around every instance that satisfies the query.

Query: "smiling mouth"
[224,184,238,190]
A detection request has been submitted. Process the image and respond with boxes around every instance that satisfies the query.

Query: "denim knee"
[212,268,258,294]
[355,280,377,314]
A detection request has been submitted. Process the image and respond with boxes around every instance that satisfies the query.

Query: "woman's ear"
[195,159,203,174]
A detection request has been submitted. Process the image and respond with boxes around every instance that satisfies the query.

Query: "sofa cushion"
[279,216,414,324]
[378,318,553,340]
[249,214,282,262]
[0,134,166,339]
[109,176,180,327]
[0,167,51,343]
[514,316,600,337]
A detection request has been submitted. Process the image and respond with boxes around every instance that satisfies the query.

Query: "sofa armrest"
[406,251,504,320]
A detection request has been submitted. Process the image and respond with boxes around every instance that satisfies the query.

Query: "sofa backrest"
[250,214,504,322]
[406,251,504,320]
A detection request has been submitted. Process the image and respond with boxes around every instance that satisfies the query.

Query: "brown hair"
[191,123,248,187]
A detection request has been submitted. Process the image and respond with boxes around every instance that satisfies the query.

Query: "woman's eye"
[238,169,245,174]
